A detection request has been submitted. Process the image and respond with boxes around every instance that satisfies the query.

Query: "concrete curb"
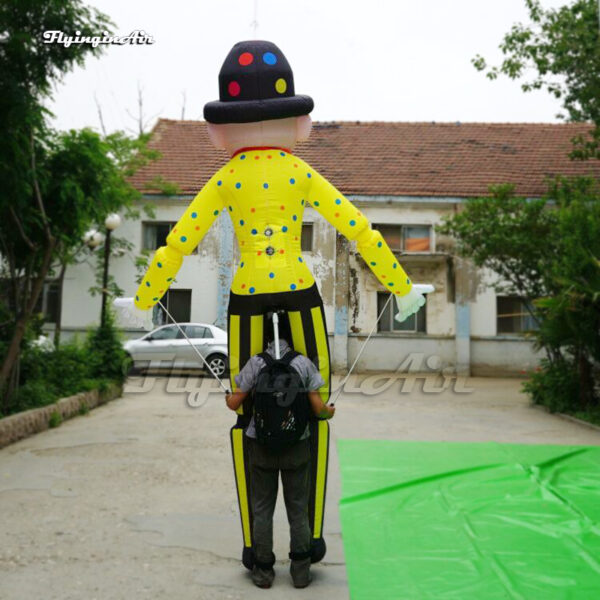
[0,382,123,449]
[556,412,600,433]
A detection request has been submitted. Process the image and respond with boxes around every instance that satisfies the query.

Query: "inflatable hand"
[394,284,435,323]
[113,297,154,331]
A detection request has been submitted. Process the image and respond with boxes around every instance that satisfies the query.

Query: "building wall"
[55,195,541,374]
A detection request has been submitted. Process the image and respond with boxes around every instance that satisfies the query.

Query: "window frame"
[372,223,434,253]
[301,222,314,252]
[376,292,427,334]
[496,296,538,335]
[142,221,198,254]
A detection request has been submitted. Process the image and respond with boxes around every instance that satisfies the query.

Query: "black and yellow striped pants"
[227,283,331,567]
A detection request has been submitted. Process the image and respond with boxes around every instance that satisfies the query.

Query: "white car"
[124,323,229,376]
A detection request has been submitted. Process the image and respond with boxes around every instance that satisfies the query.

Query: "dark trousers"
[247,436,312,574]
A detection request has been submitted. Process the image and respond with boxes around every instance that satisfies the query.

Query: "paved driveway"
[1,374,599,599]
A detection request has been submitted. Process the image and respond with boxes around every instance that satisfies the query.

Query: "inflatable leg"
[308,419,330,563]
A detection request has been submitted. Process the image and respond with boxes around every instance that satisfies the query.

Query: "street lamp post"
[100,213,122,327]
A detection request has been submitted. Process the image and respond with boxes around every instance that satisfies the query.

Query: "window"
[377,292,426,333]
[497,297,538,334]
[301,222,314,251]
[149,325,180,341]
[373,224,432,252]
[153,289,192,326]
[143,222,197,254]
[34,281,61,324]
[184,325,210,339]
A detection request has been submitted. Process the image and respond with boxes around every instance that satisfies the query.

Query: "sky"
[48,0,569,134]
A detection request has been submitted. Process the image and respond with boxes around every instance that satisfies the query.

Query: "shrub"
[523,359,580,414]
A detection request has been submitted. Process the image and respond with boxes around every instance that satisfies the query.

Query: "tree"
[473,0,600,159]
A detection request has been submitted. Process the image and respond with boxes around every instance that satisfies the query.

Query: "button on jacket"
[134,148,412,309]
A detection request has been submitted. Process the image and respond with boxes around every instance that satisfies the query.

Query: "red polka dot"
[241,283,246,289]
[279,249,285,254]
[251,207,256,213]
[195,226,200,230]
[228,81,240,97]
[335,212,340,217]
[357,211,361,216]
[294,163,298,168]
[238,52,253,66]
[294,236,298,241]
[382,275,386,279]
[241,241,245,245]
[254,155,260,160]
[267,155,272,159]
[280,205,285,210]
[230,168,234,173]
[173,228,177,233]
[257,251,262,255]
[299,279,304,284]
[159,290,164,294]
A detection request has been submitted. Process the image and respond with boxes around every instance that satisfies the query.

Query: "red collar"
[231,146,291,157]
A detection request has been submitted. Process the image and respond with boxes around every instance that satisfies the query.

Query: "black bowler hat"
[203,40,314,124]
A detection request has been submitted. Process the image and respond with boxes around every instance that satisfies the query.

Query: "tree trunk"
[53,261,67,349]
[0,239,55,399]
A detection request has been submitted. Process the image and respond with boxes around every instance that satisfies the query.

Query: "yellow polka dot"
[275,78,287,94]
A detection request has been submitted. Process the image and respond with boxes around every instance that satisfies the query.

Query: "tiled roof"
[129,119,599,198]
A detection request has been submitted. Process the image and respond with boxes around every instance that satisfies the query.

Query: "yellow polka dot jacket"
[134,148,413,309]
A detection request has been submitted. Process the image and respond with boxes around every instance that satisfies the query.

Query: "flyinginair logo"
[42,30,154,48]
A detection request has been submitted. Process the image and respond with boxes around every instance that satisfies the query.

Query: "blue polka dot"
[350,220,356,226]
[263,52,277,65]
[307,173,312,178]
[314,201,320,206]
[157,262,163,268]
[280,151,286,156]
[301,199,305,205]
[289,178,295,184]
[282,226,288,232]
[393,263,398,269]
[153,297,158,301]
[335,198,341,205]
[228,205,233,212]
[406,278,411,284]
[292,215,297,221]
[249,287,255,294]
[239,219,245,226]
[370,261,376,266]
[388,282,394,287]
[251,229,257,235]
[145,282,150,287]
[290,284,297,290]
[269,272,275,279]
[240,154,246,160]
[235,182,241,189]
[240,262,244,267]
[167,277,173,281]
[213,209,219,215]
[135,295,139,301]
[298,257,303,263]
[377,241,383,248]
[217,180,222,186]
[263,183,269,189]
[191,212,197,218]
[180,235,187,242]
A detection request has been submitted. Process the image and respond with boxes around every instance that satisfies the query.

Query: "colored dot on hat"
[229,169,234,173]
[249,287,255,294]
[195,226,200,231]
[335,198,341,205]
[228,81,240,97]
[235,182,241,189]
[254,155,260,160]
[290,283,297,290]
[279,249,285,254]
[191,212,197,218]
[263,183,269,189]
[275,78,287,94]
[280,151,286,156]
[241,284,246,289]
[239,52,253,66]
[213,209,219,215]
[301,199,305,205]
[289,178,295,184]
[350,220,356,226]
[282,226,288,232]
[269,272,275,279]
[263,52,277,65]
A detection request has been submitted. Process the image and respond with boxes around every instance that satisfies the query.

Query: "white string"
[329,293,394,406]
[157,300,230,394]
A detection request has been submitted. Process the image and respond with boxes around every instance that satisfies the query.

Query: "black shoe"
[251,565,275,589]
[290,559,312,588]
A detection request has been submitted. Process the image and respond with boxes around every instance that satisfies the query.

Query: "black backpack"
[252,350,310,451]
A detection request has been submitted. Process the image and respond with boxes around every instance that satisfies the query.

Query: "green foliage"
[85,307,129,384]
[48,410,62,428]
[473,0,600,159]
[440,176,600,414]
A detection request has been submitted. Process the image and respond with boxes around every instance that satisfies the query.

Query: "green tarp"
[338,440,600,599]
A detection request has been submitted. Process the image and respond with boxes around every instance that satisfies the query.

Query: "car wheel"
[206,354,228,377]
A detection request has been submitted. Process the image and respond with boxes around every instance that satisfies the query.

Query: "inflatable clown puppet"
[120,41,429,568]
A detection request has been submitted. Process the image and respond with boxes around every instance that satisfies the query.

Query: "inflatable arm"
[305,165,413,297]
[134,172,225,309]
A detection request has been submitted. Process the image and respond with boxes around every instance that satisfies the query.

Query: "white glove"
[394,284,435,323]
[113,297,154,331]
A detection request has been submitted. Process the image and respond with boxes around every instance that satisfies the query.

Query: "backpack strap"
[279,350,300,366]
[258,351,274,367]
